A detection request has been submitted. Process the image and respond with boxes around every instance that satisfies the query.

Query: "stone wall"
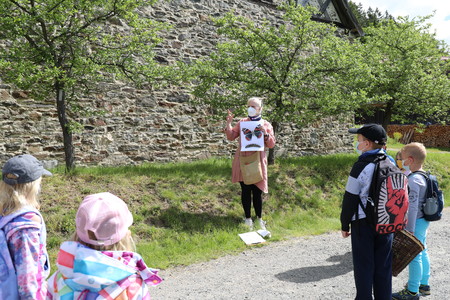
[0,0,354,167]
[0,88,353,167]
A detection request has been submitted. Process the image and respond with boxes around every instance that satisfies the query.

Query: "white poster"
[238,231,266,245]
[240,121,264,151]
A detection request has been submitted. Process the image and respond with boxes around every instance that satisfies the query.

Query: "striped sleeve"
[340,161,369,231]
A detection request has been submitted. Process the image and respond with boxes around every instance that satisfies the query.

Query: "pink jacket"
[2,209,49,300]
[225,118,276,193]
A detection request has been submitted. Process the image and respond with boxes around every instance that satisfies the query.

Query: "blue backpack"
[415,171,444,221]
[0,207,41,300]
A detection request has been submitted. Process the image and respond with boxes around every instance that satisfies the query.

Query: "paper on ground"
[239,231,266,245]
[257,229,271,238]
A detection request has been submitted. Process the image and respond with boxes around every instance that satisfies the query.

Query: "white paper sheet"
[240,121,264,151]
[238,231,266,245]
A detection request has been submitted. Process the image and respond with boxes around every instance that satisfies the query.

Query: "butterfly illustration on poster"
[240,121,264,151]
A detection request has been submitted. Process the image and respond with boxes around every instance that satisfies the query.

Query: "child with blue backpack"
[0,154,52,299]
[393,142,431,300]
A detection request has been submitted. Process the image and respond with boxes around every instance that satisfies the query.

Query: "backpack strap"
[0,207,41,300]
[356,153,385,218]
[411,170,432,198]
[0,215,13,229]
[367,154,387,207]
[0,207,40,231]
[412,170,429,179]
[0,212,21,229]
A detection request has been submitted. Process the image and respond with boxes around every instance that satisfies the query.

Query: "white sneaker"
[258,218,267,230]
[244,218,253,230]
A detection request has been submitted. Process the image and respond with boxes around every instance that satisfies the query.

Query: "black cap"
[348,124,387,145]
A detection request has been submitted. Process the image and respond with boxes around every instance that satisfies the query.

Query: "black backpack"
[413,171,444,221]
[361,154,409,234]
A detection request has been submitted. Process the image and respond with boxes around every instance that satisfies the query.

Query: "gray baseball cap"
[2,154,52,185]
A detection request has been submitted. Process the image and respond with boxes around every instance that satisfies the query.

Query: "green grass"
[40,150,450,270]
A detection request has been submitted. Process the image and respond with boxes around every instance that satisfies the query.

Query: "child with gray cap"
[0,154,52,299]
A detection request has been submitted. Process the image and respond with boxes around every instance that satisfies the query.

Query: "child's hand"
[341,230,351,238]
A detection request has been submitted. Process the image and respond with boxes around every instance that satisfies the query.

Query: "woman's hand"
[226,109,234,126]
[223,109,235,133]
[260,126,269,140]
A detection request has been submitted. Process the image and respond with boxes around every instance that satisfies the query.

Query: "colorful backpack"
[0,207,41,300]
[361,154,409,234]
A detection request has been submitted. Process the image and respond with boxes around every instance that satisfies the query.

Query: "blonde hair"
[0,177,42,216]
[71,230,136,252]
[402,142,427,164]
[247,97,263,107]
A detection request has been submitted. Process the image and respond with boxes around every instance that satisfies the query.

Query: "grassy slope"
[40,150,449,269]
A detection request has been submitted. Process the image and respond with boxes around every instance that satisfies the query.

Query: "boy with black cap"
[341,124,394,300]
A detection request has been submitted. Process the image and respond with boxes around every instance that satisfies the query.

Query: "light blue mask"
[354,142,363,155]
[402,160,410,172]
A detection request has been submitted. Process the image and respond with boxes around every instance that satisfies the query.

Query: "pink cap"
[76,192,133,246]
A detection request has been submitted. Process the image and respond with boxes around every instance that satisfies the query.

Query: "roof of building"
[299,0,364,36]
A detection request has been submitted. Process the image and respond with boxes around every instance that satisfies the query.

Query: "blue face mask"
[354,141,363,155]
[402,160,410,172]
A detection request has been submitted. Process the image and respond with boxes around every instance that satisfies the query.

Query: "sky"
[354,0,450,46]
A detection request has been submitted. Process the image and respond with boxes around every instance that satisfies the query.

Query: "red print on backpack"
[375,174,409,234]
[385,176,408,225]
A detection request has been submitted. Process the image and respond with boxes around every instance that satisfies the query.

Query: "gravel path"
[151,208,449,299]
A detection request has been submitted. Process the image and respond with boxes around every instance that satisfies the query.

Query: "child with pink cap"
[46,192,162,299]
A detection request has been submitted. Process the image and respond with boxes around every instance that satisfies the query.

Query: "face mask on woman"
[247,106,258,117]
